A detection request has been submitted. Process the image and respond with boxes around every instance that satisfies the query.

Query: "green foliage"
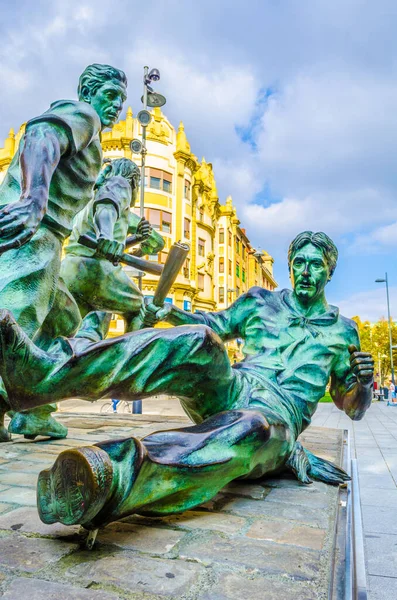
[319,392,333,403]
[352,315,397,384]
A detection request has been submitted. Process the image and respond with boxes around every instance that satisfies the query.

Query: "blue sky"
[1,0,397,320]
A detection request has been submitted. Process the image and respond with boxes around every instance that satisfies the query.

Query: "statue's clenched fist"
[96,237,125,265]
[348,345,374,384]
[142,299,172,327]
[136,218,152,241]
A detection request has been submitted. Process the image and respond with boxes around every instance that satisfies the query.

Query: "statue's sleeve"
[193,291,255,341]
[93,178,130,219]
[331,322,360,394]
[127,213,165,255]
[26,101,101,158]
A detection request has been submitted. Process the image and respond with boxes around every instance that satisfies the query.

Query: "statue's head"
[288,231,338,303]
[78,64,127,128]
[95,158,140,205]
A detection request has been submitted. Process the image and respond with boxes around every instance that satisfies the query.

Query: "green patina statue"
[0,231,374,532]
[0,63,128,441]
[61,157,164,334]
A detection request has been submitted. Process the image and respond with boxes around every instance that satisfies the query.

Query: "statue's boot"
[0,391,11,442]
[8,404,68,440]
[37,411,276,530]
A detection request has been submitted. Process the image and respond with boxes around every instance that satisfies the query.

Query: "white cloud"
[333,287,397,322]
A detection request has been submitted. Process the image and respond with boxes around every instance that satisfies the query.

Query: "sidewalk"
[311,402,397,600]
[0,411,344,600]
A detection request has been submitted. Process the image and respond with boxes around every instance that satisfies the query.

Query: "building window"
[162,212,172,233]
[219,257,224,273]
[198,238,205,257]
[219,287,225,303]
[242,269,246,283]
[184,218,190,239]
[236,264,240,278]
[236,238,240,254]
[184,179,191,199]
[236,286,240,297]
[228,231,232,246]
[242,245,246,259]
[198,207,204,222]
[198,273,204,290]
[229,259,232,275]
[146,208,172,234]
[150,176,161,190]
[148,254,158,262]
[219,228,224,244]
[146,168,173,193]
[183,258,190,279]
[163,179,172,193]
[183,299,192,311]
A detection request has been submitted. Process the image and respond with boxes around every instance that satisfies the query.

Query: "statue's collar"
[280,289,339,335]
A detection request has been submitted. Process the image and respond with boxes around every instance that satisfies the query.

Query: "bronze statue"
[0,64,128,441]
[0,231,374,531]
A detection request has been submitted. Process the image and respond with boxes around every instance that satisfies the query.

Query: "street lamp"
[129,66,166,415]
[130,66,166,291]
[375,273,395,385]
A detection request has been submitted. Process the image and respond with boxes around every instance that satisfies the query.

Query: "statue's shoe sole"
[37,446,113,527]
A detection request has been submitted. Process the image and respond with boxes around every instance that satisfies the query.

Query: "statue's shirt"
[0,100,102,239]
[195,287,359,434]
[65,176,164,257]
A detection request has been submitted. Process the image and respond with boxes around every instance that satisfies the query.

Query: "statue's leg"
[38,409,291,528]
[8,278,80,440]
[0,318,236,417]
[0,228,62,441]
[61,256,143,333]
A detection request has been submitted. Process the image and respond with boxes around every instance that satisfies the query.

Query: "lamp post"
[129,67,166,415]
[375,273,395,385]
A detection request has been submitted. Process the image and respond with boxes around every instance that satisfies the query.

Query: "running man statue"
[0,231,374,530]
[60,157,165,334]
[0,63,128,441]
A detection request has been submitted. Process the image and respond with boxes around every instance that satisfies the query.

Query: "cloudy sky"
[1,0,397,320]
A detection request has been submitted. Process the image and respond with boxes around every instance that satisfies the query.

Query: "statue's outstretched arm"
[330,341,374,421]
[0,123,69,253]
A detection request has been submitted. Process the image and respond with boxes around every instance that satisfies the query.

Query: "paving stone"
[0,460,45,473]
[98,521,184,553]
[246,519,327,550]
[359,487,397,507]
[223,481,269,499]
[0,534,78,572]
[365,533,397,577]
[66,554,205,596]
[0,486,36,506]
[0,472,38,487]
[362,504,397,535]
[1,577,120,600]
[181,533,321,580]
[198,573,319,600]
[157,510,245,534]
[265,485,330,509]
[0,503,14,515]
[220,496,330,528]
[0,507,80,537]
[368,574,397,600]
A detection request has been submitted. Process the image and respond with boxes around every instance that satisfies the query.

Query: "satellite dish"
[130,139,142,153]
[142,92,167,108]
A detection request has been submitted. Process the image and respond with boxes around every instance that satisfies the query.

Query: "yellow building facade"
[0,109,277,331]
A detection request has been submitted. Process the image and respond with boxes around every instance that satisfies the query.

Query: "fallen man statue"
[0,230,374,532]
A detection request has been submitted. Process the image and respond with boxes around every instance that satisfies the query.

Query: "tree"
[352,315,397,385]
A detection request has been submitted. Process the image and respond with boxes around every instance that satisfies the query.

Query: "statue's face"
[290,243,331,303]
[88,80,127,128]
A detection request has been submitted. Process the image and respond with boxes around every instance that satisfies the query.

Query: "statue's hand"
[143,300,172,327]
[96,237,125,265]
[0,199,43,253]
[136,218,152,241]
[348,345,374,384]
